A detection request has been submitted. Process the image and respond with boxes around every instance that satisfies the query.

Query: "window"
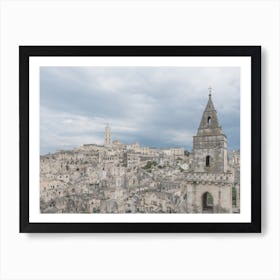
[207,116,212,125]
[206,155,210,167]
[232,186,237,207]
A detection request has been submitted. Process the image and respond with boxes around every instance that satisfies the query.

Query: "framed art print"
[19,46,261,233]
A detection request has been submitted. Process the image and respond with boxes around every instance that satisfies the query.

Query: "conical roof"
[204,94,216,112]
[196,92,223,136]
[198,94,220,129]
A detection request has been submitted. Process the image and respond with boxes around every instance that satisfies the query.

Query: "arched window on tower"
[206,155,210,167]
[207,116,212,126]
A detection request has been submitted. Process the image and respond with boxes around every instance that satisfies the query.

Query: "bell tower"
[104,124,112,146]
[192,88,228,173]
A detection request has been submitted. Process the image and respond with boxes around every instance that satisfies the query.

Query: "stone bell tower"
[104,124,112,146]
[192,88,228,173]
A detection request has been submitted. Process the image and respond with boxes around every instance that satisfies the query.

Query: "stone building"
[40,90,240,214]
[183,92,239,213]
[192,93,228,173]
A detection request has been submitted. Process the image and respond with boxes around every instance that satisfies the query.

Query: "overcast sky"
[40,67,240,155]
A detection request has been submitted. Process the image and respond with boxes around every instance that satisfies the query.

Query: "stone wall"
[184,182,233,213]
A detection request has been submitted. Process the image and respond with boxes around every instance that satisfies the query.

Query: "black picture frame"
[19,46,261,233]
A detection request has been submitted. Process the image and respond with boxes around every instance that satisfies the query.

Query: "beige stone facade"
[40,94,240,214]
[185,94,237,213]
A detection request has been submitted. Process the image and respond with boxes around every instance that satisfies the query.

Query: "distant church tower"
[104,124,112,146]
[192,88,228,173]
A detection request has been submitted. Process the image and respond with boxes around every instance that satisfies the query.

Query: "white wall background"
[0,0,279,279]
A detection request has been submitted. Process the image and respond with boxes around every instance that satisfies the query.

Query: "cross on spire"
[208,86,212,97]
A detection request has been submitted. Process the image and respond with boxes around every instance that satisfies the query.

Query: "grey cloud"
[40,67,240,155]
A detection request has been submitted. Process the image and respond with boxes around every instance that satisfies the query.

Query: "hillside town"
[40,94,240,214]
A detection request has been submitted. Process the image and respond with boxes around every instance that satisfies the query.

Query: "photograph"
[19,46,260,232]
[2,1,276,279]
[39,66,240,214]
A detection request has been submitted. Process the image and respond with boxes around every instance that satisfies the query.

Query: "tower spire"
[192,88,228,173]
[198,88,221,131]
